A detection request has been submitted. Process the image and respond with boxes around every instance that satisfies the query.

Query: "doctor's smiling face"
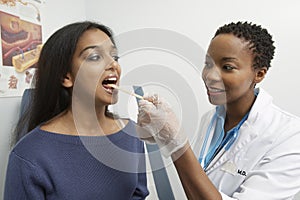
[202,33,266,106]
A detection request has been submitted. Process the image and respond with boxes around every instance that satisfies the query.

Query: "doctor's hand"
[136,94,188,157]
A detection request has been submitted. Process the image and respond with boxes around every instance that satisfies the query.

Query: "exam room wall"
[0,0,86,196]
[85,0,300,199]
[86,0,300,118]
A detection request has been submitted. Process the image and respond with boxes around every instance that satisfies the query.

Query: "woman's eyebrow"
[79,45,117,56]
[79,45,98,56]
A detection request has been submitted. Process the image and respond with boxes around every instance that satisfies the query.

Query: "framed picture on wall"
[0,0,44,97]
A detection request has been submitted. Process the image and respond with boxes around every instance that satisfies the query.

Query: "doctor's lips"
[102,75,118,94]
[206,87,226,95]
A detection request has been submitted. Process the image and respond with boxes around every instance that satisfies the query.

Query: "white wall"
[86,0,300,117]
[0,0,86,196]
[41,0,87,41]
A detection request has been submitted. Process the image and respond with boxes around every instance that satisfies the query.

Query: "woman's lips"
[102,76,118,95]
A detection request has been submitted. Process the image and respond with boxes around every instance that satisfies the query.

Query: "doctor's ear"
[62,73,73,88]
[254,67,267,84]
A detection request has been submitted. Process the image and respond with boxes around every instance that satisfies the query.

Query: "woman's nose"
[105,59,119,71]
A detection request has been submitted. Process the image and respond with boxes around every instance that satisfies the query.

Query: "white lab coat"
[192,88,300,200]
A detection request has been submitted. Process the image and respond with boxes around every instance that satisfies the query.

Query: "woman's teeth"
[102,77,117,94]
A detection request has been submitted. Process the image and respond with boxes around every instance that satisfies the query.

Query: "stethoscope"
[199,107,249,172]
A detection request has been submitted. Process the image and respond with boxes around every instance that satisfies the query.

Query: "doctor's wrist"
[170,141,190,161]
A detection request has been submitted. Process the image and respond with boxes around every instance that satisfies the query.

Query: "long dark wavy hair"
[14,21,116,144]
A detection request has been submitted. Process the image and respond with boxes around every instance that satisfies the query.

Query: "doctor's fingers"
[142,94,159,105]
[137,110,152,126]
[138,99,156,109]
[143,94,172,110]
[135,125,156,144]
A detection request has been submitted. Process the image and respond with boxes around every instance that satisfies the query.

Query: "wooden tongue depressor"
[107,84,144,100]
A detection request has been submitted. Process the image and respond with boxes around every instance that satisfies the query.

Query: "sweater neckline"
[35,119,135,145]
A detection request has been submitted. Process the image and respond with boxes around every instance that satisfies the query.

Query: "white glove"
[136,95,188,157]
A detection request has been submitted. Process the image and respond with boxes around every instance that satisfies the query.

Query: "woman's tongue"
[102,83,114,94]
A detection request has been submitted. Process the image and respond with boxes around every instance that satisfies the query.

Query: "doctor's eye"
[222,64,235,71]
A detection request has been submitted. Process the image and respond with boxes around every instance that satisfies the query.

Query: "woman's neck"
[41,105,120,136]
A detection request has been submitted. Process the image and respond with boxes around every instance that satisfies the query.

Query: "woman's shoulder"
[10,127,49,162]
[13,127,43,147]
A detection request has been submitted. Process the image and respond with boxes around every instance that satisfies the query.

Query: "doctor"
[137,21,300,199]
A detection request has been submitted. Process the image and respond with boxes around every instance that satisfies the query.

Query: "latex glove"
[136,95,188,157]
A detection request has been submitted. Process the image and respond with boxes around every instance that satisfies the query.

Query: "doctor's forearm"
[172,144,222,200]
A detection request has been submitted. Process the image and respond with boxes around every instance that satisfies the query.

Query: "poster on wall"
[0,0,44,97]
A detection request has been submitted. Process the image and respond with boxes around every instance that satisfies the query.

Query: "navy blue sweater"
[4,120,149,200]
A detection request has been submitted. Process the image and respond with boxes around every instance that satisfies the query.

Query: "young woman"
[137,21,300,199]
[4,21,149,200]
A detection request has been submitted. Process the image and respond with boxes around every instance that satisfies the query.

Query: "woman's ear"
[62,73,73,88]
[254,67,268,84]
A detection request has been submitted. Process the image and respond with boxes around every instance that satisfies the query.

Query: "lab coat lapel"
[205,88,271,173]
[206,123,258,173]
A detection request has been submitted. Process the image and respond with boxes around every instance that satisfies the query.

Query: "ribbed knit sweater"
[4,120,149,200]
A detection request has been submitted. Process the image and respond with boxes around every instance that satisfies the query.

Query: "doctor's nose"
[202,65,222,83]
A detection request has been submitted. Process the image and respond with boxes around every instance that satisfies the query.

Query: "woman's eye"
[87,54,101,61]
[112,55,119,62]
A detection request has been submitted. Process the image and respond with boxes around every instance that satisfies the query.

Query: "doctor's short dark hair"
[214,21,275,70]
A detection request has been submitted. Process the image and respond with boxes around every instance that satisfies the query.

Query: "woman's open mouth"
[102,76,118,94]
